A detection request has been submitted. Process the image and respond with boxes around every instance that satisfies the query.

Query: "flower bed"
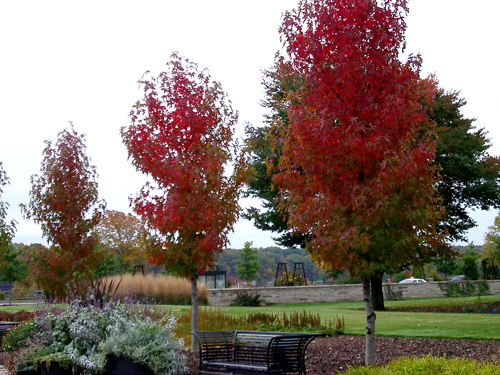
[1,302,186,375]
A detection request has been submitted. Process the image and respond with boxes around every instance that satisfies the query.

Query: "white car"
[399,277,426,284]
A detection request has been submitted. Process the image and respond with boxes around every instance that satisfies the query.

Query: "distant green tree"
[0,245,29,305]
[434,255,459,279]
[483,212,500,268]
[94,251,132,277]
[0,162,26,305]
[235,241,260,282]
[0,162,16,254]
[460,250,480,280]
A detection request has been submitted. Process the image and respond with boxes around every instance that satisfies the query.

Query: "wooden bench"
[192,330,324,375]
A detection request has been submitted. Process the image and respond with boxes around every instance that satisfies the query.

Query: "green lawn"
[208,298,500,340]
[2,295,499,340]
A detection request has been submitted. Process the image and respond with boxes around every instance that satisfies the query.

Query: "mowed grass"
[2,295,499,340]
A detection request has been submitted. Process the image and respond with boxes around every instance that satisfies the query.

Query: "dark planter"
[14,370,39,375]
[108,355,153,375]
[39,362,73,375]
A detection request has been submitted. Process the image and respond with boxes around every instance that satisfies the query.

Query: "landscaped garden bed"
[2,295,500,374]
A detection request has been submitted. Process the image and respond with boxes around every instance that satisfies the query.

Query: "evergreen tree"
[236,241,260,282]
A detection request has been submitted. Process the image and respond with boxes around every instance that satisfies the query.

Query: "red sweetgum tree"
[121,53,248,349]
[22,124,106,299]
[271,0,448,364]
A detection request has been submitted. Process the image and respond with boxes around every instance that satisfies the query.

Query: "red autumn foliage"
[271,0,448,277]
[121,53,248,279]
[271,0,450,365]
[21,124,106,299]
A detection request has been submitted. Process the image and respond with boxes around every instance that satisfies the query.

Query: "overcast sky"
[1,0,499,249]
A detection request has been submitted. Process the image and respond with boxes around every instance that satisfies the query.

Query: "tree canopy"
[484,212,500,268]
[121,53,248,278]
[121,53,248,349]
[21,124,106,298]
[94,209,149,268]
[270,0,447,364]
[431,89,500,242]
[0,162,16,253]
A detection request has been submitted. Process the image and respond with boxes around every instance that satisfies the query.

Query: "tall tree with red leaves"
[21,124,106,299]
[121,53,248,350]
[272,0,447,364]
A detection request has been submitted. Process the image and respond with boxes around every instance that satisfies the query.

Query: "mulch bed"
[184,335,500,374]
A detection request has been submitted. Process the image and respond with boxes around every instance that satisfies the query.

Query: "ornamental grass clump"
[108,273,207,305]
[174,307,344,347]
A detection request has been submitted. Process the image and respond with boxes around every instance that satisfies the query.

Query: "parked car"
[451,275,465,281]
[399,277,426,284]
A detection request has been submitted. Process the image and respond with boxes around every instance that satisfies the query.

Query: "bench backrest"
[193,331,234,362]
[233,331,278,364]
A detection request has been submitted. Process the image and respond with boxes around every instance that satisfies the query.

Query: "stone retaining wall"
[207,280,500,306]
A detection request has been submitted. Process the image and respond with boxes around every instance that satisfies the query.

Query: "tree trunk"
[370,274,385,311]
[362,276,376,365]
[190,276,199,353]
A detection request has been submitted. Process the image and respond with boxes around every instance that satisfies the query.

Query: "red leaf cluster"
[122,53,248,278]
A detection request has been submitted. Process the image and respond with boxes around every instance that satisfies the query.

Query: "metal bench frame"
[192,330,324,375]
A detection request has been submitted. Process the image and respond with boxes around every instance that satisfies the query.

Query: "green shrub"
[0,290,4,299]
[439,281,462,297]
[463,281,477,297]
[230,292,264,307]
[101,315,186,375]
[439,280,490,298]
[463,301,487,314]
[34,353,73,372]
[1,319,40,352]
[5,339,53,372]
[383,284,403,301]
[344,355,500,374]
[477,280,490,295]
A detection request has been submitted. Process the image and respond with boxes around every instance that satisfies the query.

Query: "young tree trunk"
[370,273,385,311]
[362,276,376,365]
[190,276,199,353]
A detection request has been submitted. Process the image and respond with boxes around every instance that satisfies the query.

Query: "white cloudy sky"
[1,0,499,249]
